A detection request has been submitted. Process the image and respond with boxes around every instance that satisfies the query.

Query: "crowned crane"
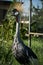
[12,9,38,65]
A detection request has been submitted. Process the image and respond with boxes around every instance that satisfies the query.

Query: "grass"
[23,37,43,65]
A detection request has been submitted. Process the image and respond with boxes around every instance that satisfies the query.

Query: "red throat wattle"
[16,17,18,22]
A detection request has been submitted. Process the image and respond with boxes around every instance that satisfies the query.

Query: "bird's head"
[12,9,19,17]
[11,9,20,22]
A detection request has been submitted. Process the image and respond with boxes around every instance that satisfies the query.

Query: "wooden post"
[29,0,32,47]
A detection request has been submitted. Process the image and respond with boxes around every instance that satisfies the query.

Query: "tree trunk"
[29,0,32,47]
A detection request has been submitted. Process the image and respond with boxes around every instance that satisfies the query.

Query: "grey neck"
[16,15,20,37]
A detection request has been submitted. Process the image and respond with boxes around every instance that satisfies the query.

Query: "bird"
[12,9,38,65]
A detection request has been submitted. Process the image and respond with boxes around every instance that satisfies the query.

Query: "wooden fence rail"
[25,32,43,37]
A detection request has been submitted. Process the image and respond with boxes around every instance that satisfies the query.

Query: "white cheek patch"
[15,12,18,15]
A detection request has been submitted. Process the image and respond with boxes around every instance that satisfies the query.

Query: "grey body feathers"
[12,35,38,65]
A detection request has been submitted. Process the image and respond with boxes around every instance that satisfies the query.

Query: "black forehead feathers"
[12,9,19,13]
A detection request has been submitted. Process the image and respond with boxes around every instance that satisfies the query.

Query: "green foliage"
[31,37,43,65]
[23,37,43,65]
[0,5,16,65]
[20,24,28,39]
[31,8,43,33]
